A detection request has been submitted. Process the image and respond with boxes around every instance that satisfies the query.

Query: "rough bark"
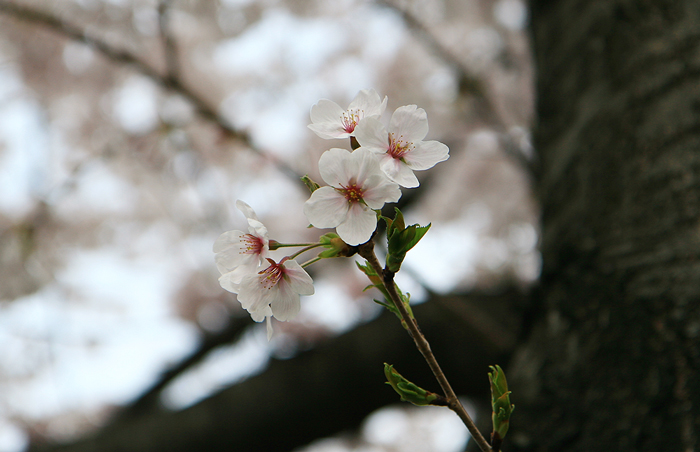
[509,1,700,451]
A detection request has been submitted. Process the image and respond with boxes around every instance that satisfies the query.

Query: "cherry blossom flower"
[308,89,388,139]
[303,148,401,245]
[214,200,269,293]
[237,257,314,323]
[354,104,449,188]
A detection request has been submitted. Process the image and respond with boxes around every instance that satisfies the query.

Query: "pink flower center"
[340,110,362,133]
[338,183,364,204]
[258,257,288,290]
[388,133,412,159]
[241,234,265,255]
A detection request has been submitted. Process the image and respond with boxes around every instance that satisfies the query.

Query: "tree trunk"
[509,1,700,451]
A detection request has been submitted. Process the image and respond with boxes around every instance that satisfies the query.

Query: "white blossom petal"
[218,272,241,294]
[403,140,450,170]
[308,100,348,139]
[304,186,349,228]
[236,199,260,222]
[347,89,388,118]
[390,105,429,142]
[362,174,402,207]
[283,259,315,295]
[317,148,357,187]
[336,202,378,245]
[379,156,420,188]
[213,230,246,253]
[269,283,301,322]
[354,117,389,152]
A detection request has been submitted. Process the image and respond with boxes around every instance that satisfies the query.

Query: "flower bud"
[488,365,514,440]
[384,363,442,406]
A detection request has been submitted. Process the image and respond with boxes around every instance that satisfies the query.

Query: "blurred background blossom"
[0,0,536,450]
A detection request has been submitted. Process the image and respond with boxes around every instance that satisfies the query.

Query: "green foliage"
[318,233,353,258]
[383,208,430,272]
[488,365,515,440]
[301,175,320,193]
[384,363,439,406]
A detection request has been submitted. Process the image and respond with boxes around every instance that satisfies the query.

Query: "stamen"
[258,258,285,290]
[240,234,265,255]
[340,109,364,133]
[388,133,413,159]
[338,183,364,203]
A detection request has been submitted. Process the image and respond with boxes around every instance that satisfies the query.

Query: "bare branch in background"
[376,0,539,180]
[158,0,180,82]
[0,0,304,185]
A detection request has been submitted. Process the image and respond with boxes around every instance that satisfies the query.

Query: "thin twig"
[357,240,493,452]
[158,0,180,81]
[0,0,304,185]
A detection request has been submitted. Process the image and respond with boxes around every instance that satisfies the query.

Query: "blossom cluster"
[214,89,448,338]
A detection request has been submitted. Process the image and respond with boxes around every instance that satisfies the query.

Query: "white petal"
[309,100,347,139]
[303,187,349,228]
[348,89,388,117]
[317,148,355,187]
[213,230,246,253]
[237,273,269,313]
[282,260,315,295]
[214,240,258,273]
[308,122,350,140]
[353,147,382,186]
[249,304,272,322]
[218,262,260,285]
[310,99,345,124]
[336,202,378,245]
[362,174,402,208]
[246,218,269,243]
[354,117,389,152]
[390,105,429,142]
[218,272,240,294]
[380,157,419,188]
[269,283,301,321]
[236,200,259,222]
[404,140,450,170]
[266,316,274,341]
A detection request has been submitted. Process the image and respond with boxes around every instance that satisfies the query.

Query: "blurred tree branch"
[29,289,523,452]
[376,0,539,180]
[0,0,304,184]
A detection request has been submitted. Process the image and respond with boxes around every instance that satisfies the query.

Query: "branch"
[357,240,493,452]
[376,0,539,180]
[29,297,511,452]
[158,0,180,81]
[0,0,304,185]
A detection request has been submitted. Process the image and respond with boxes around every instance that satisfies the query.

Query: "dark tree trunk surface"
[510,1,700,451]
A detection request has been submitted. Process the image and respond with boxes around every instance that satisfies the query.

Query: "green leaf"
[384,363,439,406]
[301,175,320,193]
[488,365,515,439]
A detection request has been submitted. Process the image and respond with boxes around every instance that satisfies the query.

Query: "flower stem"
[270,240,317,249]
[288,243,323,260]
[301,257,322,268]
[357,240,493,452]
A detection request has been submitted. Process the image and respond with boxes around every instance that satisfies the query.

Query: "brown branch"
[0,0,304,185]
[357,240,493,452]
[158,0,180,81]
